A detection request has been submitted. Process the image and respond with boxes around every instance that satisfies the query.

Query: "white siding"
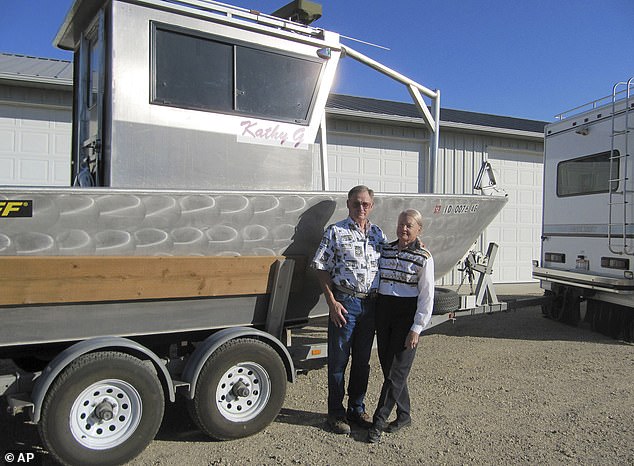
[0,103,71,186]
[322,118,427,193]
[435,129,544,285]
[486,148,543,283]
[326,132,424,193]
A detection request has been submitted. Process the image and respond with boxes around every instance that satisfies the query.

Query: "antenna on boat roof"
[270,1,389,50]
[339,34,390,51]
[271,0,322,25]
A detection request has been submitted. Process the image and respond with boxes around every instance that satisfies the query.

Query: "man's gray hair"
[348,185,374,200]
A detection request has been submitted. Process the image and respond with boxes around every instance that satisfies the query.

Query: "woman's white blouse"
[378,239,435,334]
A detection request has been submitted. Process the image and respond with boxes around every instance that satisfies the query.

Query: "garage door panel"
[501,209,517,223]
[363,146,381,155]
[487,149,542,283]
[384,159,403,176]
[0,129,15,151]
[21,132,50,153]
[519,171,535,186]
[328,132,424,194]
[21,159,49,181]
[0,158,15,182]
[341,157,360,173]
[383,181,402,192]
[54,160,70,184]
[55,133,71,155]
[0,104,71,186]
[519,209,532,224]
[362,158,380,175]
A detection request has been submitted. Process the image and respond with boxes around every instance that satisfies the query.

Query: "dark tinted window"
[154,28,233,112]
[236,47,321,122]
[152,26,322,124]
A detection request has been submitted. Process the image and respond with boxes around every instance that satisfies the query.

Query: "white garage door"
[0,104,71,186]
[326,132,424,193]
[486,148,543,283]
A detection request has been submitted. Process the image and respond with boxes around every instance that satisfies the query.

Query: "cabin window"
[153,28,233,113]
[87,37,101,109]
[151,25,322,124]
[557,151,619,197]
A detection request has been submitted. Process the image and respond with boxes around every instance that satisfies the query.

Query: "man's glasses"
[350,201,373,209]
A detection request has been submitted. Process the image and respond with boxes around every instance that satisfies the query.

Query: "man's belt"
[334,284,377,299]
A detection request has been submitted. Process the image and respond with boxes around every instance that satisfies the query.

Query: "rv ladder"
[608,77,634,255]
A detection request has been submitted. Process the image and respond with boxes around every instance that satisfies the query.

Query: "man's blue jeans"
[327,292,376,417]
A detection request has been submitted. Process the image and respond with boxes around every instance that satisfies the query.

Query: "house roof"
[327,94,547,135]
[0,52,72,87]
[0,52,547,135]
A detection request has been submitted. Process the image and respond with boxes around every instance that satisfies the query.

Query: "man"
[311,185,387,434]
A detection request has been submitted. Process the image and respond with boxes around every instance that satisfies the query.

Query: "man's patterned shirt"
[311,217,387,293]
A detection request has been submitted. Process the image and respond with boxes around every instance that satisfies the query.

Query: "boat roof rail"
[164,0,323,34]
[55,0,327,50]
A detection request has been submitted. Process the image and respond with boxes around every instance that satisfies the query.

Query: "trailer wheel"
[433,287,460,314]
[38,351,164,466]
[188,338,286,440]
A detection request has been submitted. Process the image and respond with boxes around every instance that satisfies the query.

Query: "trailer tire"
[188,338,286,440]
[433,287,460,314]
[38,351,164,466]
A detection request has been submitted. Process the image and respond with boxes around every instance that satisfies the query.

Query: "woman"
[367,209,434,443]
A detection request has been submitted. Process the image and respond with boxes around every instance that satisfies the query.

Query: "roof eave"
[0,73,73,90]
[440,121,544,140]
[325,107,544,140]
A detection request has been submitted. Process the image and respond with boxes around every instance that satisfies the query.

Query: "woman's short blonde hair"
[399,209,423,228]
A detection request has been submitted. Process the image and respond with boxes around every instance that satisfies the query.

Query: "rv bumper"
[533,266,634,294]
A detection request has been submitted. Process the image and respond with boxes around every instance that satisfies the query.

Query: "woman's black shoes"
[367,426,382,443]
[367,418,412,442]
[385,418,411,433]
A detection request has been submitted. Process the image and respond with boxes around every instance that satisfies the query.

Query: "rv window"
[152,26,322,124]
[557,151,619,197]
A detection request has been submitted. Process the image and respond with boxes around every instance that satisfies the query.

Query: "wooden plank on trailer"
[0,256,281,305]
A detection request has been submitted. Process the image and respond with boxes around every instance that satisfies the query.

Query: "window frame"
[556,150,620,197]
[149,22,324,125]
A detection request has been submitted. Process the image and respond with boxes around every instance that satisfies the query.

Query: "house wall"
[436,128,544,284]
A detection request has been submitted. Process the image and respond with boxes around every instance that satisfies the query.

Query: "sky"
[1,0,632,122]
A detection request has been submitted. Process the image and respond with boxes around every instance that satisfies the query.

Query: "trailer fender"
[182,327,295,400]
[30,336,175,423]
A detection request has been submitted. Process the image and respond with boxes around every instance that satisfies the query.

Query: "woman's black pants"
[372,294,418,427]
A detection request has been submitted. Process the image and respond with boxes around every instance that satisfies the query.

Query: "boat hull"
[0,188,506,346]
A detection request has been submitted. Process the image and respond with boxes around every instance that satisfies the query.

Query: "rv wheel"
[188,338,286,440]
[39,352,164,466]
[433,287,460,314]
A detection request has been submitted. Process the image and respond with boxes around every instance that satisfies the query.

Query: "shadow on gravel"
[424,302,630,345]
[275,407,324,428]
[153,396,212,442]
[276,408,371,442]
[0,399,54,464]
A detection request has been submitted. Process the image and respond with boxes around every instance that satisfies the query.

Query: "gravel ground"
[1,294,633,465]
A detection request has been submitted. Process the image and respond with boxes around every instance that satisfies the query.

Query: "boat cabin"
[55,0,342,190]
